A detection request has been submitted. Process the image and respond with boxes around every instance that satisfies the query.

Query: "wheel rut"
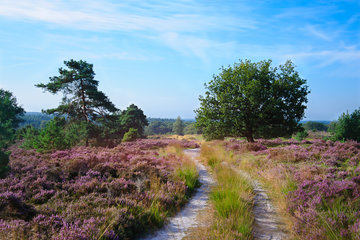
[141,148,214,240]
[232,167,287,240]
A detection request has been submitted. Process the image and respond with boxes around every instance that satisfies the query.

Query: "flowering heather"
[226,139,360,239]
[0,139,199,239]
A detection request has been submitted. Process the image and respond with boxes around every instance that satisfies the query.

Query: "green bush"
[21,117,69,152]
[330,108,360,142]
[64,121,88,147]
[122,128,139,142]
[20,125,39,149]
[295,130,308,141]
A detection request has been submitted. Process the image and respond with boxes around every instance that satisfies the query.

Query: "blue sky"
[0,0,359,120]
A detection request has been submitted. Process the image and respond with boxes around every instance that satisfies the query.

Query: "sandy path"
[233,168,287,240]
[141,148,214,240]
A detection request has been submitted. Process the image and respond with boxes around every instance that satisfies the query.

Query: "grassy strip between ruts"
[186,142,254,239]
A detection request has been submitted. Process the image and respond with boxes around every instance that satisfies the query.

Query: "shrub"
[122,128,139,142]
[295,130,308,141]
[331,108,360,142]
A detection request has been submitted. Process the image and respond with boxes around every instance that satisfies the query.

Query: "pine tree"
[36,59,118,145]
[173,116,185,135]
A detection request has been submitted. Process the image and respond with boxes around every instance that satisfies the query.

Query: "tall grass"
[164,145,200,196]
[237,153,295,235]
[187,142,254,239]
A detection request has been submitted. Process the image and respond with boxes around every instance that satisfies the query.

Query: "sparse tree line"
[0,59,152,177]
[1,58,360,178]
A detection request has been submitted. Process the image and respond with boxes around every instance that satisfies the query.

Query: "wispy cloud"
[282,47,360,67]
[303,25,332,41]
[0,0,256,33]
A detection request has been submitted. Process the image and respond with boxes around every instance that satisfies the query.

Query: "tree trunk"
[79,79,88,122]
[80,78,89,147]
[246,134,254,142]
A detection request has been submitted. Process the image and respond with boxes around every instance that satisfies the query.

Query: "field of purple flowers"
[0,139,199,240]
[226,138,360,240]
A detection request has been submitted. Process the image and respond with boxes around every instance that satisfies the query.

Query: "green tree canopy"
[0,89,25,148]
[36,59,118,122]
[119,104,148,137]
[330,108,360,142]
[0,89,24,177]
[195,59,309,142]
[173,116,185,135]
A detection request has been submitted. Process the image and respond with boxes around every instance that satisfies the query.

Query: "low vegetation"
[0,139,199,239]
[186,142,254,239]
[224,138,360,239]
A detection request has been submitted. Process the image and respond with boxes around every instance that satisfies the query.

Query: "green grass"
[210,164,254,238]
[189,142,254,239]
[176,165,200,194]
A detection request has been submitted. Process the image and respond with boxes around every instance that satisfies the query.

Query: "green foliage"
[328,121,337,133]
[303,121,328,132]
[183,122,200,135]
[64,121,89,147]
[33,117,69,152]
[36,59,118,146]
[0,89,25,148]
[295,130,308,141]
[0,151,9,178]
[172,116,184,135]
[195,59,309,142]
[0,89,24,178]
[18,112,53,129]
[19,125,39,149]
[330,108,360,142]
[145,120,173,135]
[119,104,148,137]
[21,118,91,151]
[122,128,139,142]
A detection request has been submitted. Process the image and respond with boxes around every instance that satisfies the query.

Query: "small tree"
[36,59,118,145]
[195,59,309,142]
[173,116,185,135]
[34,117,69,152]
[0,89,24,178]
[0,89,25,147]
[331,108,360,142]
[119,104,148,137]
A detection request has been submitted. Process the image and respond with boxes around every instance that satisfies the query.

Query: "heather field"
[223,138,360,239]
[0,139,199,240]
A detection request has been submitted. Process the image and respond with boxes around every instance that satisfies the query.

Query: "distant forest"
[19,112,53,129]
[19,113,198,135]
[20,113,331,136]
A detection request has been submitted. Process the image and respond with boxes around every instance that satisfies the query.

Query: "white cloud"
[283,48,360,66]
[0,0,256,33]
[304,25,332,41]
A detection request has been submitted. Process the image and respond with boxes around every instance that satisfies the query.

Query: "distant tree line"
[18,112,53,129]
[144,117,201,135]
[302,121,329,132]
